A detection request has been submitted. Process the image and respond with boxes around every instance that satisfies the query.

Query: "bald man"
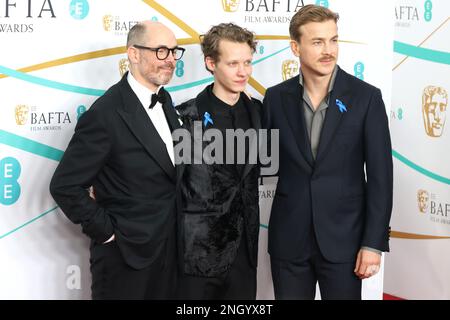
[50,21,185,299]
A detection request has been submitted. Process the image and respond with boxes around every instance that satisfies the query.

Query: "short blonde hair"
[289,4,339,42]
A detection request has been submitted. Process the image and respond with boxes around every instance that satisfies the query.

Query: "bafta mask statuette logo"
[417,189,429,214]
[103,15,113,31]
[222,0,240,12]
[282,60,299,81]
[15,105,29,126]
[119,58,129,77]
[422,86,447,137]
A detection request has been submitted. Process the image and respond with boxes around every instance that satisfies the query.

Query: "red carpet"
[383,293,405,300]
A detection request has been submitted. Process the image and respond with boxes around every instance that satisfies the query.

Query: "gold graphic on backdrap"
[103,15,113,31]
[15,105,29,125]
[222,0,240,12]
[393,17,450,71]
[422,86,447,137]
[390,231,450,240]
[417,189,430,213]
[282,60,299,80]
[119,59,130,77]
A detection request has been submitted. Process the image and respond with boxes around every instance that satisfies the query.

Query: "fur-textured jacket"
[175,87,261,277]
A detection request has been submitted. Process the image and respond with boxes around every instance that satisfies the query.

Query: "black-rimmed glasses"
[133,45,186,60]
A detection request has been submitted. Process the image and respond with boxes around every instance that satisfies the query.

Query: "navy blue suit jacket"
[262,66,393,263]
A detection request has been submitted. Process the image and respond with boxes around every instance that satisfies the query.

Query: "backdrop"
[1,0,394,299]
[384,0,450,300]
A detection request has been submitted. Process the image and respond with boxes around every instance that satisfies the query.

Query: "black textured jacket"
[175,86,261,277]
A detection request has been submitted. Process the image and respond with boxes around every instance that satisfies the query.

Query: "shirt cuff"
[361,246,382,255]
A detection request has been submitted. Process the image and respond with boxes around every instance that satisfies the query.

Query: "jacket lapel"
[195,89,210,129]
[161,91,182,132]
[241,94,262,180]
[280,77,314,172]
[116,74,176,182]
[315,67,350,163]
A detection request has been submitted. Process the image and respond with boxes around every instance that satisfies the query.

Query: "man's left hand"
[354,249,381,280]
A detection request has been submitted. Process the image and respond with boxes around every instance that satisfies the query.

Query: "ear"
[127,46,139,64]
[205,56,216,73]
[290,40,300,58]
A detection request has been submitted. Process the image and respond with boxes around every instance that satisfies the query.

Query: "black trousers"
[89,233,177,300]
[177,236,256,300]
[270,231,361,300]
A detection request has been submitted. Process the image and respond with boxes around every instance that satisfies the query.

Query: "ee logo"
[397,108,403,120]
[70,0,90,20]
[176,60,185,77]
[424,0,432,22]
[315,0,329,8]
[354,62,365,80]
[77,105,87,120]
[0,157,21,205]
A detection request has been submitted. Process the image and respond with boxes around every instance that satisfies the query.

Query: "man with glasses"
[50,21,184,299]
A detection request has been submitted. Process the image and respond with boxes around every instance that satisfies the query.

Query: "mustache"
[160,65,175,71]
[161,62,175,69]
[319,55,336,61]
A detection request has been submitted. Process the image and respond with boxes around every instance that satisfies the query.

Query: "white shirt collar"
[127,71,163,109]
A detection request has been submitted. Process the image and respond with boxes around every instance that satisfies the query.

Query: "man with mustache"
[50,21,184,299]
[262,5,393,299]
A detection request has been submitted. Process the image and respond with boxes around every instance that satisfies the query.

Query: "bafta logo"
[15,105,29,125]
[103,15,113,31]
[422,86,447,137]
[119,58,129,77]
[282,60,299,80]
[222,0,240,12]
[417,189,429,214]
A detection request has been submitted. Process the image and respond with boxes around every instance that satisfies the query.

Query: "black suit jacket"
[175,88,261,276]
[50,72,181,269]
[263,66,393,263]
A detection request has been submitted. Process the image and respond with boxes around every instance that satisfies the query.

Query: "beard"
[148,64,175,86]
[150,67,174,86]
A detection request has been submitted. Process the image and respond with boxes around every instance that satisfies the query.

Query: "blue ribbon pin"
[203,112,213,127]
[336,99,347,113]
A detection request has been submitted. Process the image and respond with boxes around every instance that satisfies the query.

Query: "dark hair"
[289,4,339,42]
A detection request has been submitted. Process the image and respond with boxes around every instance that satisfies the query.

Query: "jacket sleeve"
[49,106,114,243]
[361,88,393,252]
[262,89,272,131]
[260,89,279,177]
